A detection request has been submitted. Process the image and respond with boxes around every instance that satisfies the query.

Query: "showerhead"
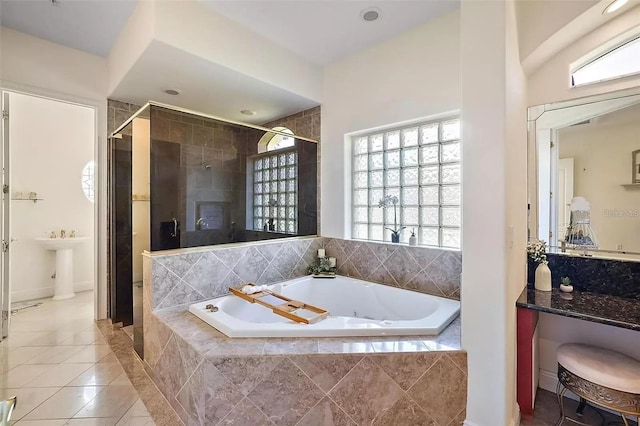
[201,162,211,170]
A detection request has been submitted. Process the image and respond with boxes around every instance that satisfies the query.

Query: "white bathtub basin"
[189,275,460,338]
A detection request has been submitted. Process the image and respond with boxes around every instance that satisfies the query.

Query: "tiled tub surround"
[144,305,466,426]
[142,237,466,425]
[526,253,640,298]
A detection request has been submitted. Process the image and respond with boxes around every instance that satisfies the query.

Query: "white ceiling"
[0,0,137,57]
[201,0,460,64]
[110,40,319,124]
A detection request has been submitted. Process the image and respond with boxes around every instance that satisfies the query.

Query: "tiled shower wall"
[148,236,460,311]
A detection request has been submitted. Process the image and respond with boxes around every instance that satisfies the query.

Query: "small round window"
[81,161,95,203]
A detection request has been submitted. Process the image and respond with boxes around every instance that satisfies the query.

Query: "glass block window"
[81,161,95,203]
[352,118,461,249]
[253,150,298,234]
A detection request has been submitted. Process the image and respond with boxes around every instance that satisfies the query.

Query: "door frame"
[0,82,108,321]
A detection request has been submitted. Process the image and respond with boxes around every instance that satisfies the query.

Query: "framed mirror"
[528,87,640,260]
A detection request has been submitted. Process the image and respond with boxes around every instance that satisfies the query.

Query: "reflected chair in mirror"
[0,396,16,426]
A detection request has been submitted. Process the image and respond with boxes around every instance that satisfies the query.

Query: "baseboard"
[539,369,559,394]
[462,407,521,426]
[12,281,94,303]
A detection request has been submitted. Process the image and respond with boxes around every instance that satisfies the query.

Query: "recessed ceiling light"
[360,7,382,22]
[163,88,181,96]
[241,110,257,116]
[603,0,628,14]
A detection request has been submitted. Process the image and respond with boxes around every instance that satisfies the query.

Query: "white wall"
[558,110,640,253]
[9,93,95,301]
[321,10,461,237]
[1,26,108,318]
[155,1,322,102]
[527,5,640,107]
[461,0,527,425]
[1,27,108,101]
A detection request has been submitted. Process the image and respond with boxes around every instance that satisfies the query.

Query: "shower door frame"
[0,91,10,339]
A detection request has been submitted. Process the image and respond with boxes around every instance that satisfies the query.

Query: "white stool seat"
[558,343,640,394]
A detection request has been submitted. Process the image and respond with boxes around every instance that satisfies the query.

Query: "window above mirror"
[571,34,640,87]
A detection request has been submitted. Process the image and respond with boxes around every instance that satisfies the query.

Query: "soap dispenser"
[409,229,417,246]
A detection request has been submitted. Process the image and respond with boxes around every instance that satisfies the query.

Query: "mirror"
[528,88,640,260]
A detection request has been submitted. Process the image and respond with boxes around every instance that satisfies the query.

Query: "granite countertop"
[516,287,640,331]
[154,305,461,357]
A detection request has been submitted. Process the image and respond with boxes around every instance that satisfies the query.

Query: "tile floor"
[0,291,156,425]
[521,388,638,426]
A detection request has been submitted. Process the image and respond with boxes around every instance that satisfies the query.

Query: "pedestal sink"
[34,237,89,300]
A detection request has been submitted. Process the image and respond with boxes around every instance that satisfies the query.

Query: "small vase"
[535,263,552,292]
[391,233,400,243]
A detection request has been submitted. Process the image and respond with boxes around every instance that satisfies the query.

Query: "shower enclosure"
[108,103,319,356]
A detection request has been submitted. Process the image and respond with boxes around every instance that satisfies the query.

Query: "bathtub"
[189,275,460,338]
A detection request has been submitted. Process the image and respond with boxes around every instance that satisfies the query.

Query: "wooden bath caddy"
[229,283,329,324]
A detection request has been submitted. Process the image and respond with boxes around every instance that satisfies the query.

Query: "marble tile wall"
[142,306,467,426]
[324,238,462,300]
[147,237,323,310]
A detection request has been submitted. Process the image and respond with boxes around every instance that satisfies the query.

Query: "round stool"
[556,343,640,426]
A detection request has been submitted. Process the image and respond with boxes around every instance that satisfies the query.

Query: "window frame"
[571,34,640,88]
[350,117,461,249]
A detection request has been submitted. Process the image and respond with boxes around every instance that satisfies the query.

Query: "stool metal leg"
[556,382,607,426]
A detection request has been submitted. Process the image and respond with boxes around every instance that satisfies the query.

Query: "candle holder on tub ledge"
[308,257,337,278]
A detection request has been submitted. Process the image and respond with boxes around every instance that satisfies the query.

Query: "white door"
[1,92,11,339]
[557,158,574,244]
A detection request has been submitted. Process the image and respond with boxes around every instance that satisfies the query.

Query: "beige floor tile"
[67,363,125,387]
[64,346,112,364]
[1,332,52,348]
[24,364,93,388]
[0,364,53,389]
[0,346,51,373]
[14,419,69,425]
[0,387,60,420]
[59,331,104,346]
[96,354,118,365]
[23,386,104,420]
[114,416,155,426]
[25,346,86,365]
[107,373,132,387]
[73,385,138,420]
[64,418,119,426]
[121,400,149,418]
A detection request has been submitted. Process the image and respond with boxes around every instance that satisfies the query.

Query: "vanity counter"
[516,287,640,331]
